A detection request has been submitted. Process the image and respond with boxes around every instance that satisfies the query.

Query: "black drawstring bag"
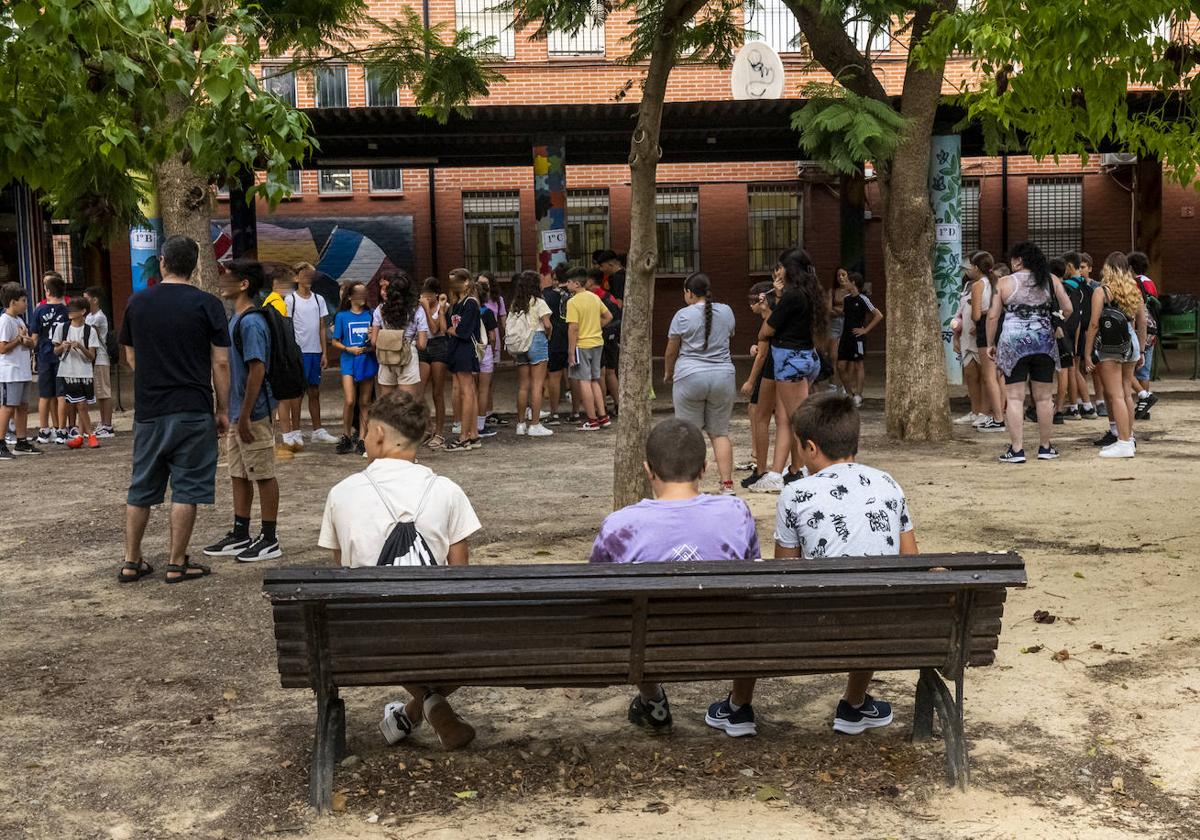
[364,472,440,567]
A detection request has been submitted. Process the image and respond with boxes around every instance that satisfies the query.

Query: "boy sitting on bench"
[705,392,919,738]
[589,418,761,734]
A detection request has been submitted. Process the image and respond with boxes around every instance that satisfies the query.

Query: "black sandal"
[118,560,154,584]
[164,557,211,584]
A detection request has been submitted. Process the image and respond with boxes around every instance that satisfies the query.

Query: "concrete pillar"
[532,138,567,275]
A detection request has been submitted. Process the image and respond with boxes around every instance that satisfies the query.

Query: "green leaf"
[126,0,151,16]
[205,76,232,106]
[12,3,39,27]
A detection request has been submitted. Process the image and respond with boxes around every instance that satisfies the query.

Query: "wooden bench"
[264,552,1026,811]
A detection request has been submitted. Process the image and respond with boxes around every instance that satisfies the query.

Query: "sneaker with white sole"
[203,531,252,557]
[526,423,553,437]
[977,419,1006,433]
[704,695,757,737]
[748,471,784,493]
[1037,445,1059,460]
[833,694,893,735]
[953,412,978,425]
[852,394,864,408]
[380,699,423,745]
[94,426,115,439]
[310,428,339,444]
[515,422,527,436]
[451,422,461,435]
[971,414,991,428]
[998,446,1026,464]
[235,534,282,562]
[628,690,673,735]
[1098,438,1136,458]
[36,429,52,445]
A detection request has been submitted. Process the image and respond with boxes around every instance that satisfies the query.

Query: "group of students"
[952,242,1159,462]
[316,387,909,750]
[259,251,628,458]
[0,272,116,460]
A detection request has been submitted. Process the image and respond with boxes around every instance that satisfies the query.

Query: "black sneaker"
[0,442,12,461]
[203,530,252,557]
[485,414,509,427]
[335,435,355,455]
[832,694,893,735]
[545,414,562,426]
[627,690,673,735]
[13,439,43,455]
[1052,412,1065,425]
[1134,392,1157,420]
[704,695,757,737]
[477,427,499,438]
[1038,444,1060,460]
[236,533,282,563]
[740,470,763,490]
[1080,405,1097,419]
[1064,406,1082,421]
[977,419,1006,432]
[355,438,366,456]
[998,446,1026,464]
[1096,401,1108,418]
[1093,431,1118,447]
[783,468,806,485]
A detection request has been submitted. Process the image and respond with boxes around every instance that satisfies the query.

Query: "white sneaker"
[94,426,115,439]
[852,394,864,408]
[380,700,419,745]
[540,409,551,419]
[749,472,784,493]
[1098,439,1136,459]
[524,408,532,421]
[972,414,991,428]
[3,432,14,445]
[310,428,338,444]
[515,422,528,436]
[526,423,554,437]
[953,412,977,425]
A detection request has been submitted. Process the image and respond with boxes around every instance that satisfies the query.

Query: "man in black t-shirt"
[117,235,232,585]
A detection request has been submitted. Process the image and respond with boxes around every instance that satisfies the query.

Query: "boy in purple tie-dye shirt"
[588,418,761,734]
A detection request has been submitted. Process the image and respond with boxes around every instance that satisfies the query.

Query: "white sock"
[1138,390,1151,399]
[1109,422,1118,434]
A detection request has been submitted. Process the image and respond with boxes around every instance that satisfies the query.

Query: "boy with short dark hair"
[590,418,761,734]
[53,298,101,449]
[835,272,883,407]
[0,282,41,459]
[30,272,68,444]
[704,393,917,738]
[203,259,282,562]
[83,286,115,437]
[565,267,612,431]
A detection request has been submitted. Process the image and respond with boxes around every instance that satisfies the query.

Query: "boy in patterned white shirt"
[704,392,918,738]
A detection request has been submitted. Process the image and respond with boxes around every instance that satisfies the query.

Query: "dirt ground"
[2,365,1198,840]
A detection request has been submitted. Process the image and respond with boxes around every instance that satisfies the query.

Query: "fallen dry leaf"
[454,790,478,800]
[817,771,834,783]
[1051,649,1071,662]
[1033,610,1057,624]
[1073,572,1085,579]
[643,801,670,814]
[1020,644,1044,654]
[222,688,238,702]
[1112,776,1126,795]
[330,791,347,812]
[754,785,785,802]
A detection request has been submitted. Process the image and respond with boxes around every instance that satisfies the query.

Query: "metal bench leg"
[309,687,345,812]
[916,668,969,790]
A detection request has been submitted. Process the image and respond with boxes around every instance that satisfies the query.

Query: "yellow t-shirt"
[263,292,288,316]
[566,290,606,349]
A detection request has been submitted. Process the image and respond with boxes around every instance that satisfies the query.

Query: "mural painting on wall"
[211,216,415,307]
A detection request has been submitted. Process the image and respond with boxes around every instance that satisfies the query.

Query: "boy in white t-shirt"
[53,298,102,449]
[83,286,115,437]
[0,283,42,459]
[319,392,481,751]
[284,268,336,446]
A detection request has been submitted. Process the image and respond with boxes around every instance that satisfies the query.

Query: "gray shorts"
[1,381,31,407]
[672,369,737,437]
[128,412,219,507]
[569,346,603,381]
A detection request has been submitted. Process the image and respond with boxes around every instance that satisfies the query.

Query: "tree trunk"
[153,94,219,292]
[613,4,696,509]
[881,2,954,442]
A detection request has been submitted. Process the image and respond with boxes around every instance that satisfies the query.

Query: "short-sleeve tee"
[589,495,761,564]
[118,284,230,421]
[450,298,482,346]
[331,309,372,349]
[669,302,736,381]
[774,462,913,558]
[543,287,569,351]
[31,302,68,368]
[319,459,482,568]
[842,293,876,331]
[286,291,329,354]
[566,290,606,349]
[229,311,275,422]
[767,289,814,350]
[480,307,498,345]
[0,312,33,382]
[53,322,101,380]
[85,310,110,366]
[372,302,429,340]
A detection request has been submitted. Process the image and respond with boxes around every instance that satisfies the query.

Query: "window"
[565,189,609,263]
[285,169,302,194]
[656,187,699,275]
[846,6,891,53]
[456,0,515,59]
[369,168,404,193]
[319,169,353,195]
[314,66,348,108]
[463,191,521,275]
[744,0,804,54]
[365,68,399,107]
[548,15,605,56]
[1027,177,1082,257]
[262,66,297,107]
[748,184,803,272]
[961,178,980,255]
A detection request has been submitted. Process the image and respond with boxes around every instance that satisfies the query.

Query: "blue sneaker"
[627,690,673,735]
[833,694,893,735]
[704,695,757,737]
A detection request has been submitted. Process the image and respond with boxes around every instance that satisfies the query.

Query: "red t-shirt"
[1136,275,1158,297]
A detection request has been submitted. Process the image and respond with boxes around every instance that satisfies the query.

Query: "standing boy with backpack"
[1126,251,1160,420]
[284,268,337,446]
[53,298,102,449]
[203,259,283,562]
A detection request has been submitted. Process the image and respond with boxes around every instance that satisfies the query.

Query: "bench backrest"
[265,553,1026,692]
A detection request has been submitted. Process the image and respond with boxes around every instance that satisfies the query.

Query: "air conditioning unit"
[1101,153,1138,167]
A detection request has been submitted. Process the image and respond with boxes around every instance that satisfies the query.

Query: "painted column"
[928,135,963,385]
[532,139,567,275]
[129,181,163,293]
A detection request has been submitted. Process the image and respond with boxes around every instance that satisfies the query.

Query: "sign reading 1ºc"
[541,229,567,251]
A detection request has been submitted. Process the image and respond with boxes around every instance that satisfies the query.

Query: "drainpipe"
[423,0,439,278]
[1000,152,1009,257]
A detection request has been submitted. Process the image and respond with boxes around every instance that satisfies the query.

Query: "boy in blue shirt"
[30,272,68,443]
[203,260,282,563]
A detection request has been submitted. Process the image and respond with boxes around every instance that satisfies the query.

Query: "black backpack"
[365,472,441,567]
[232,307,306,401]
[1135,277,1161,337]
[1096,291,1132,356]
